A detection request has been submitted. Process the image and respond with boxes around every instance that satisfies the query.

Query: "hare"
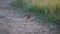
[24,13,31,23]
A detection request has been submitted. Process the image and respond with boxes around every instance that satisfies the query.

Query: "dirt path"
[0,0,60,34]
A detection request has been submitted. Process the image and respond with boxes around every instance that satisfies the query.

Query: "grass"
[9,0,60,25]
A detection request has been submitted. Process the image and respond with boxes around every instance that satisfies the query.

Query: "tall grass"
[10,0,60,25]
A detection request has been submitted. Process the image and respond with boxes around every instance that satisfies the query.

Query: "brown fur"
[24,13,31,19]
[25,15,31,19]
[24,13,31,23]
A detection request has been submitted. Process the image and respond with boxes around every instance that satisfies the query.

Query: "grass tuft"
[9,0,60,25]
